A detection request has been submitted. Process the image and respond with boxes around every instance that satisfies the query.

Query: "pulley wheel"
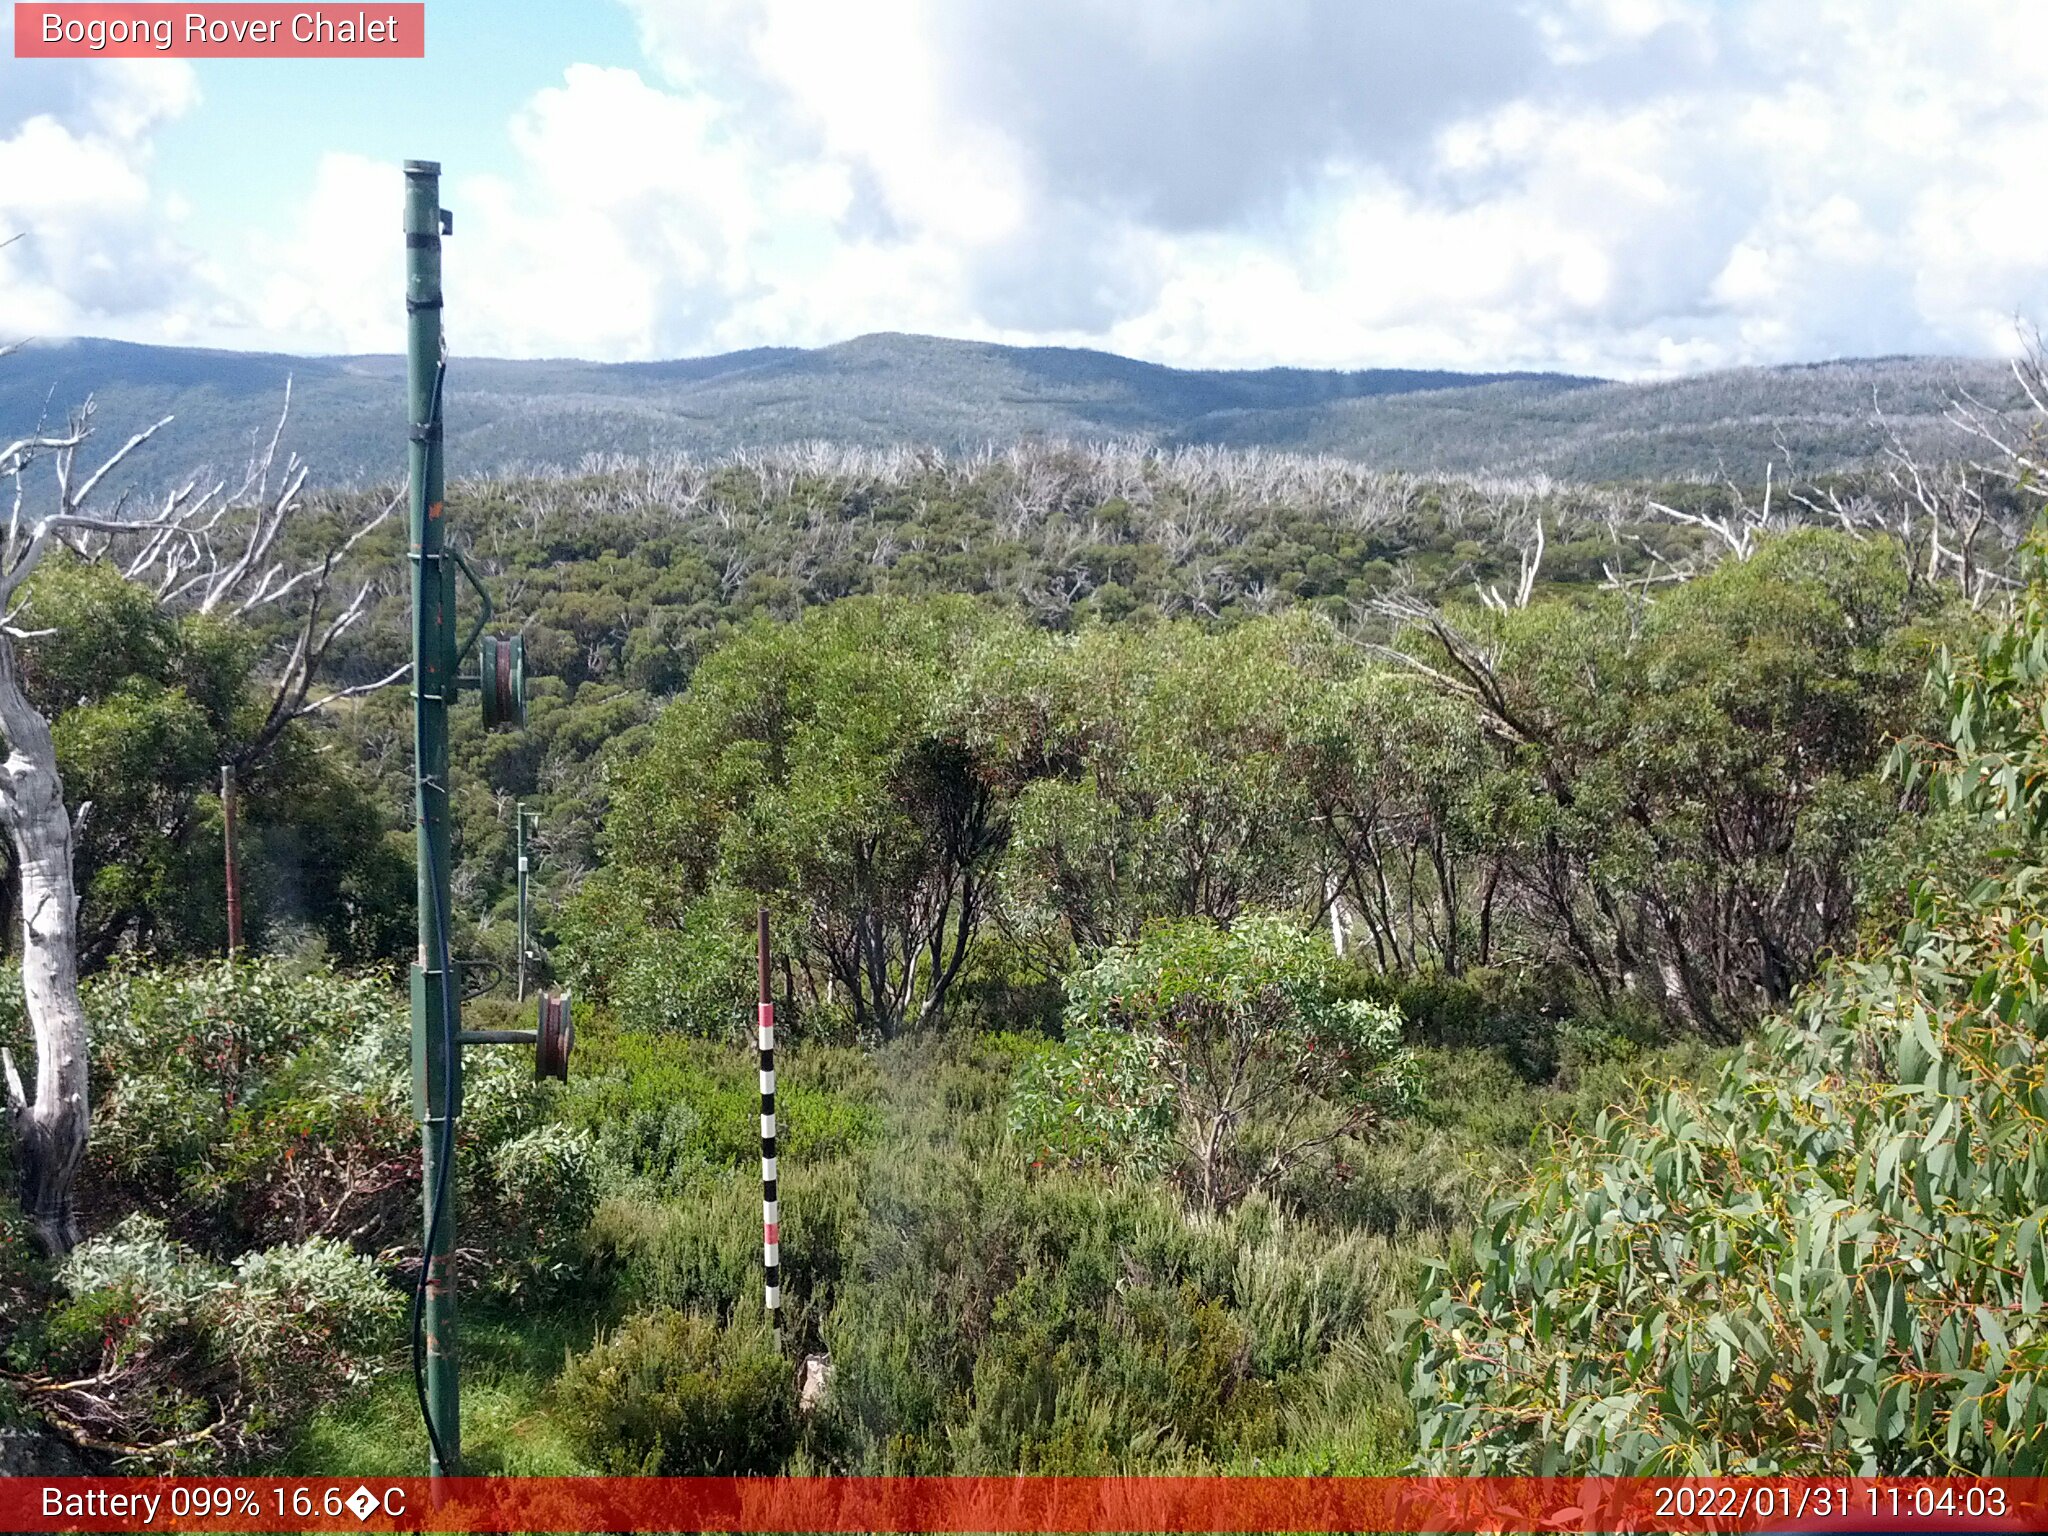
[480,634,526,729]
[536,989,573,1081]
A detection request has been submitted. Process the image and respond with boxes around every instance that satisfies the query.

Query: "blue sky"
[4,1,2048,376]
[154,2,641,244]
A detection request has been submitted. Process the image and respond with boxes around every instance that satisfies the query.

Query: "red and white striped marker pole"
[757,908,780,1329]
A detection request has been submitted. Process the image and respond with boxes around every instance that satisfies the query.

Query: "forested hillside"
[0,348,2044,1475]
[0,336,1579,489]
[1,334,2030,489]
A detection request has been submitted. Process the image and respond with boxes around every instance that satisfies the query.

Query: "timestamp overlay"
[2,1477,2045,1532]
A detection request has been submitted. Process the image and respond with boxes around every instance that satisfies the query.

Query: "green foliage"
[577,532,1945,1053]
[816,1036,1419,1474]
[557,1309,794,1474]
[0,367,2008,1478]
[1355,969,1574,1080]
[271,1007,1665,1480]
[269,1300,600,1476]
[1399,536,2048,1473]
[209,1238,401,1430]
[0,960,603,1462]
[1022,915,1417,1209]
[984,616,1342,958]
[45,1214,397,1467]
[20,960,591,1286]
[574,1034,875,1323]
[554,880,758,1040]
[9,553,411,967]
[573,597,1015,1040]
[1009,1027,1176,1177]
[1357,530,1947,1038]
[566,1030,879,1181]
[58,1213,224,1320]
[481,1124,603,1296]
[956,1273,1279,1472]
[75,961,414,1247]
[446,451,1989,1015]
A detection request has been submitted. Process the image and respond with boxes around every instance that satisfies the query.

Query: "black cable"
[409,352,458,1476]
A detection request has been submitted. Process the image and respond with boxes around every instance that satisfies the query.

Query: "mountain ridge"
[0,332,2023,488]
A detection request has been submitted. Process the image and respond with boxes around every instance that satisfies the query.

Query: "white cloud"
[0,27,205,341]
[238,152,398,355]
[13,0,2048,376]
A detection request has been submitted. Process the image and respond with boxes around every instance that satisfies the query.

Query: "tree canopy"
[568,527,1953,1053]
[1400,536,2048,1473]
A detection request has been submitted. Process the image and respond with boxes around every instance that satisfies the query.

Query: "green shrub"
[1008,1025,1175,1177]
[58,1214,214,1327]
[945,937,1066,1036]
[558,877,759,1040]
[828,1167,1410,1472]
[1552,1004,1666,1088]
[567,1032,879,1183]
[43,960,593,1288]
[475,1123,602,1296]
[60,962,416,1251]
[210,1238,401,1444]
[585,1189,758,1317]
[1019,914,1417,1208]
[557,1308,794,1474]
[41,1215,397,1467]
[1353,966,1652,1083]
[956,1272,1277,1472]
[587,1154,862,1319]
[817,1042,1415,1475]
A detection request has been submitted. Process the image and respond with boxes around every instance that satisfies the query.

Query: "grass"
[268,1025,1728,1476]
[275,1301,606,1476]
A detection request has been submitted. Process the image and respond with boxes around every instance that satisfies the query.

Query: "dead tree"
[1628,357,2046,607]
[1476,513,1545,612]
[0,383,400,1253]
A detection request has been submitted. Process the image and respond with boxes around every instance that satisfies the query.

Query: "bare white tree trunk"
[0,632,87,1254]
[0,378,408,1251]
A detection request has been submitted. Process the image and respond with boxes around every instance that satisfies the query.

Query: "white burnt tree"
[0,364,399,1253]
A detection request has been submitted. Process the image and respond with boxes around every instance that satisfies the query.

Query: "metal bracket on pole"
[412,964,463,1119]
[448,547,493,669]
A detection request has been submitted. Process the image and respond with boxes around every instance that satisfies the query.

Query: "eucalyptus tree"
[1373,528,1943,1036]
[0,383,399,1251]
[983,615,1340,965]
[1403,532,2048,1474]
[578,595,1016,1040]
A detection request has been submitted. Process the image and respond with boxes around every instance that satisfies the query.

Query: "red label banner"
[1,1476,2045,1533]
[13,4,425,58]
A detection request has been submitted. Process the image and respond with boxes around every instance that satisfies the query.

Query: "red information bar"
[3,1477,2046,1533]
[13,4,424,58]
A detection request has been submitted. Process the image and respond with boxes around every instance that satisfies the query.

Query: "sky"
[2,0,2047,377]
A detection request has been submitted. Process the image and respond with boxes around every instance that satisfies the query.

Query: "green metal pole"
[405,158,460,1478]
[515,803,528,1003]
